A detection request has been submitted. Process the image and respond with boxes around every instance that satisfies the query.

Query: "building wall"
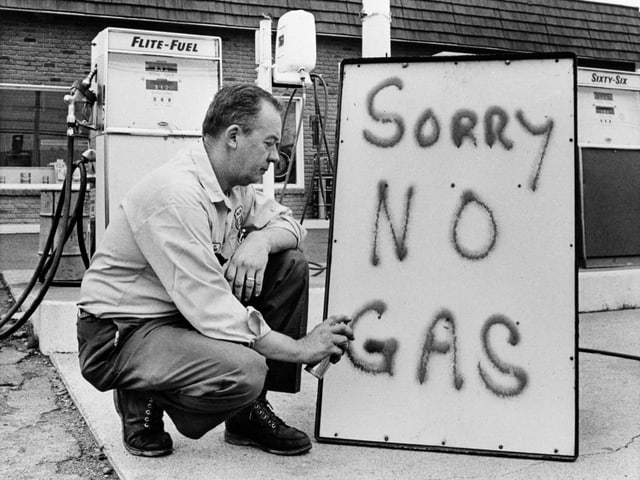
[0,13,305,220]
[0,11,438,224]
[0,189,40,224]
[0,12,94,86]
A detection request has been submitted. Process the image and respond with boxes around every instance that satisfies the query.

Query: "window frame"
[274,94,305,190]
[0,83,89,185]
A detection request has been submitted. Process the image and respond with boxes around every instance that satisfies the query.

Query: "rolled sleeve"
[244,187,307,247]
[246,307,272,347]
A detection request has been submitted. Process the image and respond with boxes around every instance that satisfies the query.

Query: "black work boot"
[113,389,173,457]
[224,397,312,455]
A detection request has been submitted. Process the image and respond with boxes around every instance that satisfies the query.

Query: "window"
[275,95,304,189]
[0,85,89,183]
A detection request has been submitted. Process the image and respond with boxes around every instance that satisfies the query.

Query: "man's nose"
[267,148,280,164]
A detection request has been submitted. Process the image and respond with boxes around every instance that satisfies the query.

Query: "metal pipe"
[255,16,275,198]
[361,0,391,58]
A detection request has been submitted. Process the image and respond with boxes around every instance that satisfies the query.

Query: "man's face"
[232,101,282,186]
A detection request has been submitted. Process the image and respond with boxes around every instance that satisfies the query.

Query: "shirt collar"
[191,138,230,207]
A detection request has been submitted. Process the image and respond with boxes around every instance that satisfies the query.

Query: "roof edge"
[1,5,636,71]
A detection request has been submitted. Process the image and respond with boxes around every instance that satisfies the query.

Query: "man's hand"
[252,314,354,365]
[224,234,270,301]
[298,315,354,365]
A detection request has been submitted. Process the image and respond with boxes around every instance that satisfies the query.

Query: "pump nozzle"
[72,79,97,106]
[81,149,96,163]
[65,68,98,135]
[71,67,98,106]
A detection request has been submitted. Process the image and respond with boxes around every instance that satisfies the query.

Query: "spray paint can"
[304,316,352,379]
[305,356,333,379]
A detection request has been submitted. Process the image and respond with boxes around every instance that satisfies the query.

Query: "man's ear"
[225,125,241,149]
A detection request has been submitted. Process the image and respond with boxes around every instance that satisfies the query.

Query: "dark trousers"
[77,249,309,439]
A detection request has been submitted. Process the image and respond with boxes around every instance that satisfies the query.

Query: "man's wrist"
[244,230,273,254]
[292,337,309,364]
[245,227,298,254]
[253,330,307,364]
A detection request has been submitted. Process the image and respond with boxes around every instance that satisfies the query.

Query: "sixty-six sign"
[316,54,578,460]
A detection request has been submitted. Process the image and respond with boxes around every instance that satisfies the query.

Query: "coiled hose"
[0,141,90,339]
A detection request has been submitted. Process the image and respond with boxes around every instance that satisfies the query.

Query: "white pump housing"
[274,10,316,86]
[90,27,222,244]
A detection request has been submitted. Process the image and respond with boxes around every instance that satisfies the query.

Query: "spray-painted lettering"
[484,106,513,150]
[346,301,528,398]
[369,183,498,263]
[452,190,498,261]
[515,110,554,192]
[451,109,478,147]
[478,315,528,397]
[346,300,398,375]
[414,108,441,147]
[362,79,554,188]
[363,77,405,148]
[347,300,529,398]
[417,309,464,390]
[371,181,414,266]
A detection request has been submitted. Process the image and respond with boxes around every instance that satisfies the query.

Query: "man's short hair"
[202,84,282,139]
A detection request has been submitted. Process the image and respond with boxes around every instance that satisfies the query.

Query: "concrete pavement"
[2,230,639,479]
[0,328,114,479]
[23,288,640,480]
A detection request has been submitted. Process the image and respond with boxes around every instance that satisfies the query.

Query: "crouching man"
[77,84,353,457]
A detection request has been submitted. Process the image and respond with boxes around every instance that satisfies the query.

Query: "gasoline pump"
[90,28,222,244]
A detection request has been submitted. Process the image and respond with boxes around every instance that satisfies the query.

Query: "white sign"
[107,28,221,58]
[317,55,577,460]
[578,67,639,91]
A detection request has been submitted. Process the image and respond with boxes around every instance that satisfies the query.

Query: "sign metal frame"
[314,52,579,462]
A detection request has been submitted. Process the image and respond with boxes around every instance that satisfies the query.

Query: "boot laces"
[251,399,285,430]
[143,397,163,430]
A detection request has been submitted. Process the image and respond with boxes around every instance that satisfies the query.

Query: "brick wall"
[0,189,41,224]
[0,13,94,86]
[0,11,435,221]
[0,187,94,225]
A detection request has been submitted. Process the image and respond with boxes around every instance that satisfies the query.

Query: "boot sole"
[224,430,312,456]
[114,390,173,457]
[123,443,173,457]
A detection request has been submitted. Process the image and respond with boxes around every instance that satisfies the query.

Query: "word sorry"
[363,76,554,192]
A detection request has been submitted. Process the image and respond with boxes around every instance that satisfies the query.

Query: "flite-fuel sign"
[316,54,578,461]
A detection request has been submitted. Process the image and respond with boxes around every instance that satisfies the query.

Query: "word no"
[346,300,528,398]
[372,181,497,263]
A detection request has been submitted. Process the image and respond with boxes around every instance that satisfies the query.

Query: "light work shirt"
[78,139,306,345]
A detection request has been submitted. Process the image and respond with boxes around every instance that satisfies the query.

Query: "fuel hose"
[0,140,90,339]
